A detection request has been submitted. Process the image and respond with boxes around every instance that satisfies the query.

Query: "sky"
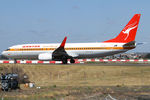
[0,0,149,53]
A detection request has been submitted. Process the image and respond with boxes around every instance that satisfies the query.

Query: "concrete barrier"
[0,60,84,64]
[0,59,149,64]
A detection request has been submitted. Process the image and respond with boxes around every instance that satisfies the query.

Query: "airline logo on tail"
[104,14,141,43]
[122,23,137,40]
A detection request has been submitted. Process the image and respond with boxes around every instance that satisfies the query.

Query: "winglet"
[59,37,67,48]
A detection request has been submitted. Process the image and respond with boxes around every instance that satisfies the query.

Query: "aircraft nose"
[1,51,9,59]
[1,51,7,57]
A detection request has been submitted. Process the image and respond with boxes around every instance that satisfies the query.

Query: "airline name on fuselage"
[22,45,40,48]
[22,45,58,48]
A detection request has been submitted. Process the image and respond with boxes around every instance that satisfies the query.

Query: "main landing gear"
[62,57,75,64]
[62,56,68,64]
[70,58,75,63]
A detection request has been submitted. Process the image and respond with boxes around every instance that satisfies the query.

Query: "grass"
[1,64,150,99]
[0,64,150,86]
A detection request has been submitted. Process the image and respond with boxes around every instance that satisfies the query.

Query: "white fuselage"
[1,42,133,60]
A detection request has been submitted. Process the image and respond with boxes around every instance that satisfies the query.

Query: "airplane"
[1,14,141,64]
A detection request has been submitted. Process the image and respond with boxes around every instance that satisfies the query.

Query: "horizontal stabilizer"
[136,42,146,45]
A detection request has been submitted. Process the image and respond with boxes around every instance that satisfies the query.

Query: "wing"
[52,37,72,61]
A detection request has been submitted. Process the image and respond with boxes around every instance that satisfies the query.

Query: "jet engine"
[38,53,52,60]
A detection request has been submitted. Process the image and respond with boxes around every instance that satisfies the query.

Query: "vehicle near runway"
[1,73,19,91]
[1,14,141,64]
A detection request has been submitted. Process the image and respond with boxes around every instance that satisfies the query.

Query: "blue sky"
[0,0,149,52]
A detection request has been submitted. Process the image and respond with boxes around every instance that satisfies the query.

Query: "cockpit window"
[5,49,10,51]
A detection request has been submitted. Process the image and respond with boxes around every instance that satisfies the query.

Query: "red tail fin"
[104,14,141,43]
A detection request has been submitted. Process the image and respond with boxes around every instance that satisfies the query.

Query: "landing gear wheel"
[14,59,17,64]
[70,59,75,63]
[62,56,67,64]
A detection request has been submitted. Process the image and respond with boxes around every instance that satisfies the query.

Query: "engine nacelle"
[38,53,52,60]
